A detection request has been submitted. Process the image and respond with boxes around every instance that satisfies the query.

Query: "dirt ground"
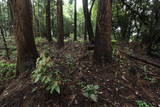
[0,39,160,107]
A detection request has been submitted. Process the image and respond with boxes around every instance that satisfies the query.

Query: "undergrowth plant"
[112,39,118,56]
[35,37,45,45]
[0,61,16,81]
[65,54,76,69]
[82,84,100,102]
[141,66,157,83]
[136,100,154,107]
[142,66,149,73]
[0,50,7,58]
[32,52,61,94]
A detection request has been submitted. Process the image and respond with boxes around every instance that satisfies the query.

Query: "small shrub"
[9,45,16,51]
[0,50,7,57]
[82,84,100,102]
[32,52,61,94]
[136,100,154,107]
[144,76,157,83]
[0,61,16,81]
[142,66,149,73]
[65,54,76,69]
[141,66,156,83]
[112,39,118,55]
[35,37,45,45]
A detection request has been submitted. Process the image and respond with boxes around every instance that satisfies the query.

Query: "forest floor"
[0,37,160,107]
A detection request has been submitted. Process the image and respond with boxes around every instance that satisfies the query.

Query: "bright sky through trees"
[76,0,83,9]
[0,0,83,9]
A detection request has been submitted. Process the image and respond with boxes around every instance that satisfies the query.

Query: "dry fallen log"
[119,49,160,68]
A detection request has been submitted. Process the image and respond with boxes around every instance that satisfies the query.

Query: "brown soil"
[0,40,160,107]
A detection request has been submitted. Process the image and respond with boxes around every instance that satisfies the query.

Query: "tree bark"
[82,0,94,44]
[46,0,52,42]
[84,23,87,41]
[11,0,39,75]
[74,0,77,41]
[0,26,10,60]
[94,0,112,63]
[57,0,64,48]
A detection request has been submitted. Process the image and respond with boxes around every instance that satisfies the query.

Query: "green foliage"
[9,45,16,51]
[142,66,149,73]
[140,66,157,83]
[82,84,100,102]
[136,100,154,107]
[65,54,76,69]
[32,52,61,94]
[144,76,157,83]
[112,39,118,55]
[35,37,45,45]
[0,50,7,57]
[0,61,16,81]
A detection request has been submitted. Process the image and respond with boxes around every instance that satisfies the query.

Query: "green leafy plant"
[65,54,76,69]
[136,100,154,107]
[35,37,45,45]
[32,52,61,94]
[144,76,157,83]
[0,50,7,57]
[0,61,16,81]
[141,66,156,83]
[9,45,16,51]
[82,84,100,102]
[112,39,118,55]
[142,66,149,73]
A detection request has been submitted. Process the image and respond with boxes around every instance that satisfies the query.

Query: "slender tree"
[57,0,64,48]
[94,0,112,63]
[11,0,39,75]
[46,0,52,42]
[82,0,94,43]
[0,26,10,60]
[74,0,77,41]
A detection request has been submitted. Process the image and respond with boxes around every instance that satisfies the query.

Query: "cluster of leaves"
[112,39,118,55]
[136,100,154,107]
[0,61,16,81]
[32,52,61,94]
[35,37,45,45]
[82,84,100,102]
[0,50,7,57]
[65,54,76,69]
[141,66,157,83]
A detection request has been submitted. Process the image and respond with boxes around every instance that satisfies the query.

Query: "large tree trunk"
[57,0,64,48]
[46,0,52,42]
[82,0,94,44]
[74,0,77,41]
[11,0,39,75]
[94,0,112,63]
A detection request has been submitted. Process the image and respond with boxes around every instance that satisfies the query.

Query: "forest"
[0,0,160,107]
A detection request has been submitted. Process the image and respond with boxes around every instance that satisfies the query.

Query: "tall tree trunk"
[46,0,52,42]
[0,26,10,60]
[57,0,64,48]
[82,0,94,43]
[37,0,40,36]
[11,0,39,76]
[8,0,13,36]
[84,23,87,41]
[32,1,37,37]
[94,0,112,63]
[74,0,77,41]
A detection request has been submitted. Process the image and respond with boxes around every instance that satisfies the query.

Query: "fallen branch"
[119,49,160,68]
